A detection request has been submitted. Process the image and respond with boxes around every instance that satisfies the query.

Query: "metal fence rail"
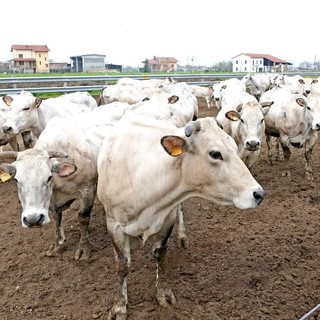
[1,72,320,95]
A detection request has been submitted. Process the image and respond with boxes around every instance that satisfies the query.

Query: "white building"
[232,53,292,73]
[70,54,106,72]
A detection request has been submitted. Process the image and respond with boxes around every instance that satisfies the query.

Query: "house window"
[236,60,238,64]
[39,61,41,65]
[45,57,47,61]
[19,61,24,66]
[252,61,254,65]
[245,60,247,64]
[244,67,247,71]
[235,67,238,71]
[19,54,23,58]
[39,53,41,57]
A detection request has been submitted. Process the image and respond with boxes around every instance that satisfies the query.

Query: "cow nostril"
[37,214,45,225]
[253,190,265,205]
[3,126,12,133]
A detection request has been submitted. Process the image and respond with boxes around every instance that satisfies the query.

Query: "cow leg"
[107,217,130,320]
[274,137,280,161]
[280,140,291,178]
[304,131,318,181]
[8,136,19,151]
[74,189,96,260]
[46,208,66,256]
[46,199,75,257]
[0,135,19,151]
[153,210,177,308]
[21,131,34,149]
[266,134,275,164]
[176,203,188,249]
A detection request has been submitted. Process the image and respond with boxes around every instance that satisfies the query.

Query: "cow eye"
[47,176,52,183]
[209,150,223,160]
[22,107,30,111]
[306,106,311,111]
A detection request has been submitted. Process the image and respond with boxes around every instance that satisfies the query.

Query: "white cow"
[124,89,198,247]
[2,91,97,138]
[116,76,176,87]
[97,116,265,319]
[241,73,273,100]
[218,99,272,170]
[216,88,257,124]
[264,92,320,180]
[212,78,246,110]
[100,84,164,105]
[280,75,305,94]
[189,85,214,109]
[0,102,131,260]
[0,95,34,152]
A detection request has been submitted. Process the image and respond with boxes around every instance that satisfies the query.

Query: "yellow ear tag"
[171,146,183,156]
[0,173,11,183]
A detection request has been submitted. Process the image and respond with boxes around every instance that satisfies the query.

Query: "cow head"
[0,149,77,228]
[2,91,42,135]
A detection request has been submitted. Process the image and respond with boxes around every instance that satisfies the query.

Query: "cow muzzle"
[245,140,260,151]
[23,214,46,228]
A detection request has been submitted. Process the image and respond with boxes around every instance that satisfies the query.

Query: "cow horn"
[185,120,201,137]
[0,151,18,161]
[48,151,68,158]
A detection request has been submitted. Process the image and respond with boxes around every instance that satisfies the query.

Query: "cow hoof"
[107,312,127,320]
[157,288,177,307]
[74,247,91,260]
[107,305,127,320]
[46,244,66,257]
[305,173,314,181]
[177,237,189,249]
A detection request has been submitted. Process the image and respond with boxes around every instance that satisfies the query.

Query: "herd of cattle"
[0,73,319,318]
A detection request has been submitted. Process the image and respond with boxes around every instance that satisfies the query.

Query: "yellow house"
[10,44,50,73]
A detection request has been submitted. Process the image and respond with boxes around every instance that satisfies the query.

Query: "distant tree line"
[211,60,233,72]
[299,60,320,71]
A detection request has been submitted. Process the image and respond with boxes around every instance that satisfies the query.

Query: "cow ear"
[260,101,273,108]
[225,110,241,121]
[168,95,179,104]
[52,162,77,177]
[296,98,307,108]
[35,97,42,108]
[161,136,187,157]
[0,164,16,182]
[3,95,13,106]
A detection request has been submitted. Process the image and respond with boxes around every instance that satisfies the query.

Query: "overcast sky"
[1,0,318,68]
